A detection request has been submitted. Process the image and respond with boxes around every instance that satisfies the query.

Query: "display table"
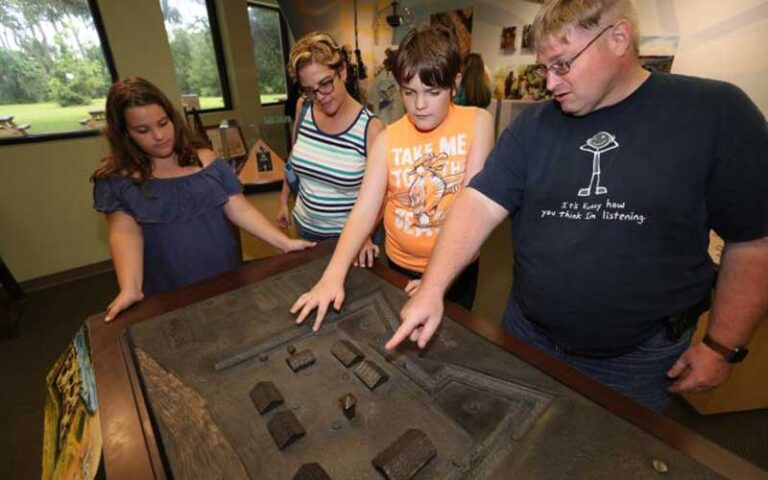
[88,244,766,479]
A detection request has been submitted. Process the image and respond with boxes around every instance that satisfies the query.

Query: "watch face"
[727,348,749,363]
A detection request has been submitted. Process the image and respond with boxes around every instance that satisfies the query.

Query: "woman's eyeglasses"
[300,74,337,99]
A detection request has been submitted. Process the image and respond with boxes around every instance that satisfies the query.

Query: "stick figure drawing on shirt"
[578,131,619,196]
[402,152,462,227]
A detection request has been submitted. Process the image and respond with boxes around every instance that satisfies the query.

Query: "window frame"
[0,0,118,146]
[195,0,232,113]
[247,2,291,107]
[162,0,233,114]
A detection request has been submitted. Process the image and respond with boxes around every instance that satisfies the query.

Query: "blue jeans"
[293,217,339,243]
[503,301,693,412]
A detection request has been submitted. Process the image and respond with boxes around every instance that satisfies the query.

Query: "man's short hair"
[532,0,640,52]
[393,25,462,89]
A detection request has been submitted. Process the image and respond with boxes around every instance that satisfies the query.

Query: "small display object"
[256,144,274,172]
[238,139,286,191]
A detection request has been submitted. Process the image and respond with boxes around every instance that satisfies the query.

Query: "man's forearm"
[706,236,768,348]
[419,188,508,297]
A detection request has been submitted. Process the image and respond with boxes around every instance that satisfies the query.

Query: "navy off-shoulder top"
[93,159,242,296]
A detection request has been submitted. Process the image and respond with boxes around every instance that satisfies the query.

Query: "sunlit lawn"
[261,94,287,105]
[199,96,224,110]
[1,96,225,135]
[1,99,106,135]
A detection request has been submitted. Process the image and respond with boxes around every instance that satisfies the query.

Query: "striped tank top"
[290,104,374,237]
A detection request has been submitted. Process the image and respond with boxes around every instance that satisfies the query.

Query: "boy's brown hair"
[393,24,461,89]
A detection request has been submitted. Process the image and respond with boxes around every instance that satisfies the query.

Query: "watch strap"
[702,334,748,363]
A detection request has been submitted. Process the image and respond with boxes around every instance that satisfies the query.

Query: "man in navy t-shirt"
[384,0,768,412]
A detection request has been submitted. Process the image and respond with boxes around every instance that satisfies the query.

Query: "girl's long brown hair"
[460,53,492,108]
[92,77,205,184]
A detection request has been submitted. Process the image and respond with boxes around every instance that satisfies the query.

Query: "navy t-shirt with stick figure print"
[470,72,768,356]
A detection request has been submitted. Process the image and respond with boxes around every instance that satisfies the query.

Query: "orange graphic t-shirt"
[384,104,478,272]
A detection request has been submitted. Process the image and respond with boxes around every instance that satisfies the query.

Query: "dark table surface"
[88,243,767,480]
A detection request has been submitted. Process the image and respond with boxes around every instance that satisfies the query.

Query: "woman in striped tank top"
[278,32,384,264]
[290,26,494,332]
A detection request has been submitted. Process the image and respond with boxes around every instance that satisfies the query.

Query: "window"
[160,0,230,111]
[0,0,115,143]
[247,3,290,105]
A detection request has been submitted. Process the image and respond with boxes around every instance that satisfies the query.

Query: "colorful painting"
[639,36,678,73]
[522,24,534,49]
[500,26,516,51]
[42,325,102,480]
[429,8,473,58]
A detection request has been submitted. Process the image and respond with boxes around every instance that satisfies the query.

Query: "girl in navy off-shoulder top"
[92,77,314,321]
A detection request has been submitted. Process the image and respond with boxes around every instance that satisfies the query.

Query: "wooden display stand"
[683,231,768,414]
[238,139,285,193]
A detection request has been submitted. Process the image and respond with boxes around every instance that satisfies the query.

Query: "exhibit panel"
[89,247,767,480]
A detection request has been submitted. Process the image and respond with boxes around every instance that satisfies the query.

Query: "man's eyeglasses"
[533,24,615,79]
[300,74,337,99]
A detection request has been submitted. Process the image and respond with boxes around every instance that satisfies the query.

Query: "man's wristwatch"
[702,334,749,363]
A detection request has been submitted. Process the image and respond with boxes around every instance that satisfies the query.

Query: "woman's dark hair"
[92,77,204,184]
[393,24,462,89]
[460,53,492,108]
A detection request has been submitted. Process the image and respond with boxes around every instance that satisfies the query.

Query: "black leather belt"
[664,294,712,341]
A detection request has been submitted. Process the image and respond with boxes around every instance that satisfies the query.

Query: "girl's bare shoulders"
[197,148,218,166]
[95,156,138,180]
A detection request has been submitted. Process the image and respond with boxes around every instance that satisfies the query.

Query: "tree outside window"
[160,0,229,111]
[0,0,114,138]
[247,4,288,105]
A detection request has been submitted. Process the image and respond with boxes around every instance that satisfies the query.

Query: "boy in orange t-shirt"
[292,25,494,330]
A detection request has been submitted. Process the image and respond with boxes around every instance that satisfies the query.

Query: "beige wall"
[400,0,767,116]
[0,0,289,282]
[638,0,768,115]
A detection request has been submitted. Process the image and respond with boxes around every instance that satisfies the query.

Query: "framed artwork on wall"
[500,26,516,51]
[522,24,534,50]
[639,36,679,73]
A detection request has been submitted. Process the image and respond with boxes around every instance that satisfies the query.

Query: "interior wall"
[638,0,768,114]
[404,0,541,77]
[0,0,287,282]
[278,0,379,94]
[398,0,767,115]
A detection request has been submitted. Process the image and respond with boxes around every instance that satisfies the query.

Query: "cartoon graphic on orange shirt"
[394,152,464,228]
